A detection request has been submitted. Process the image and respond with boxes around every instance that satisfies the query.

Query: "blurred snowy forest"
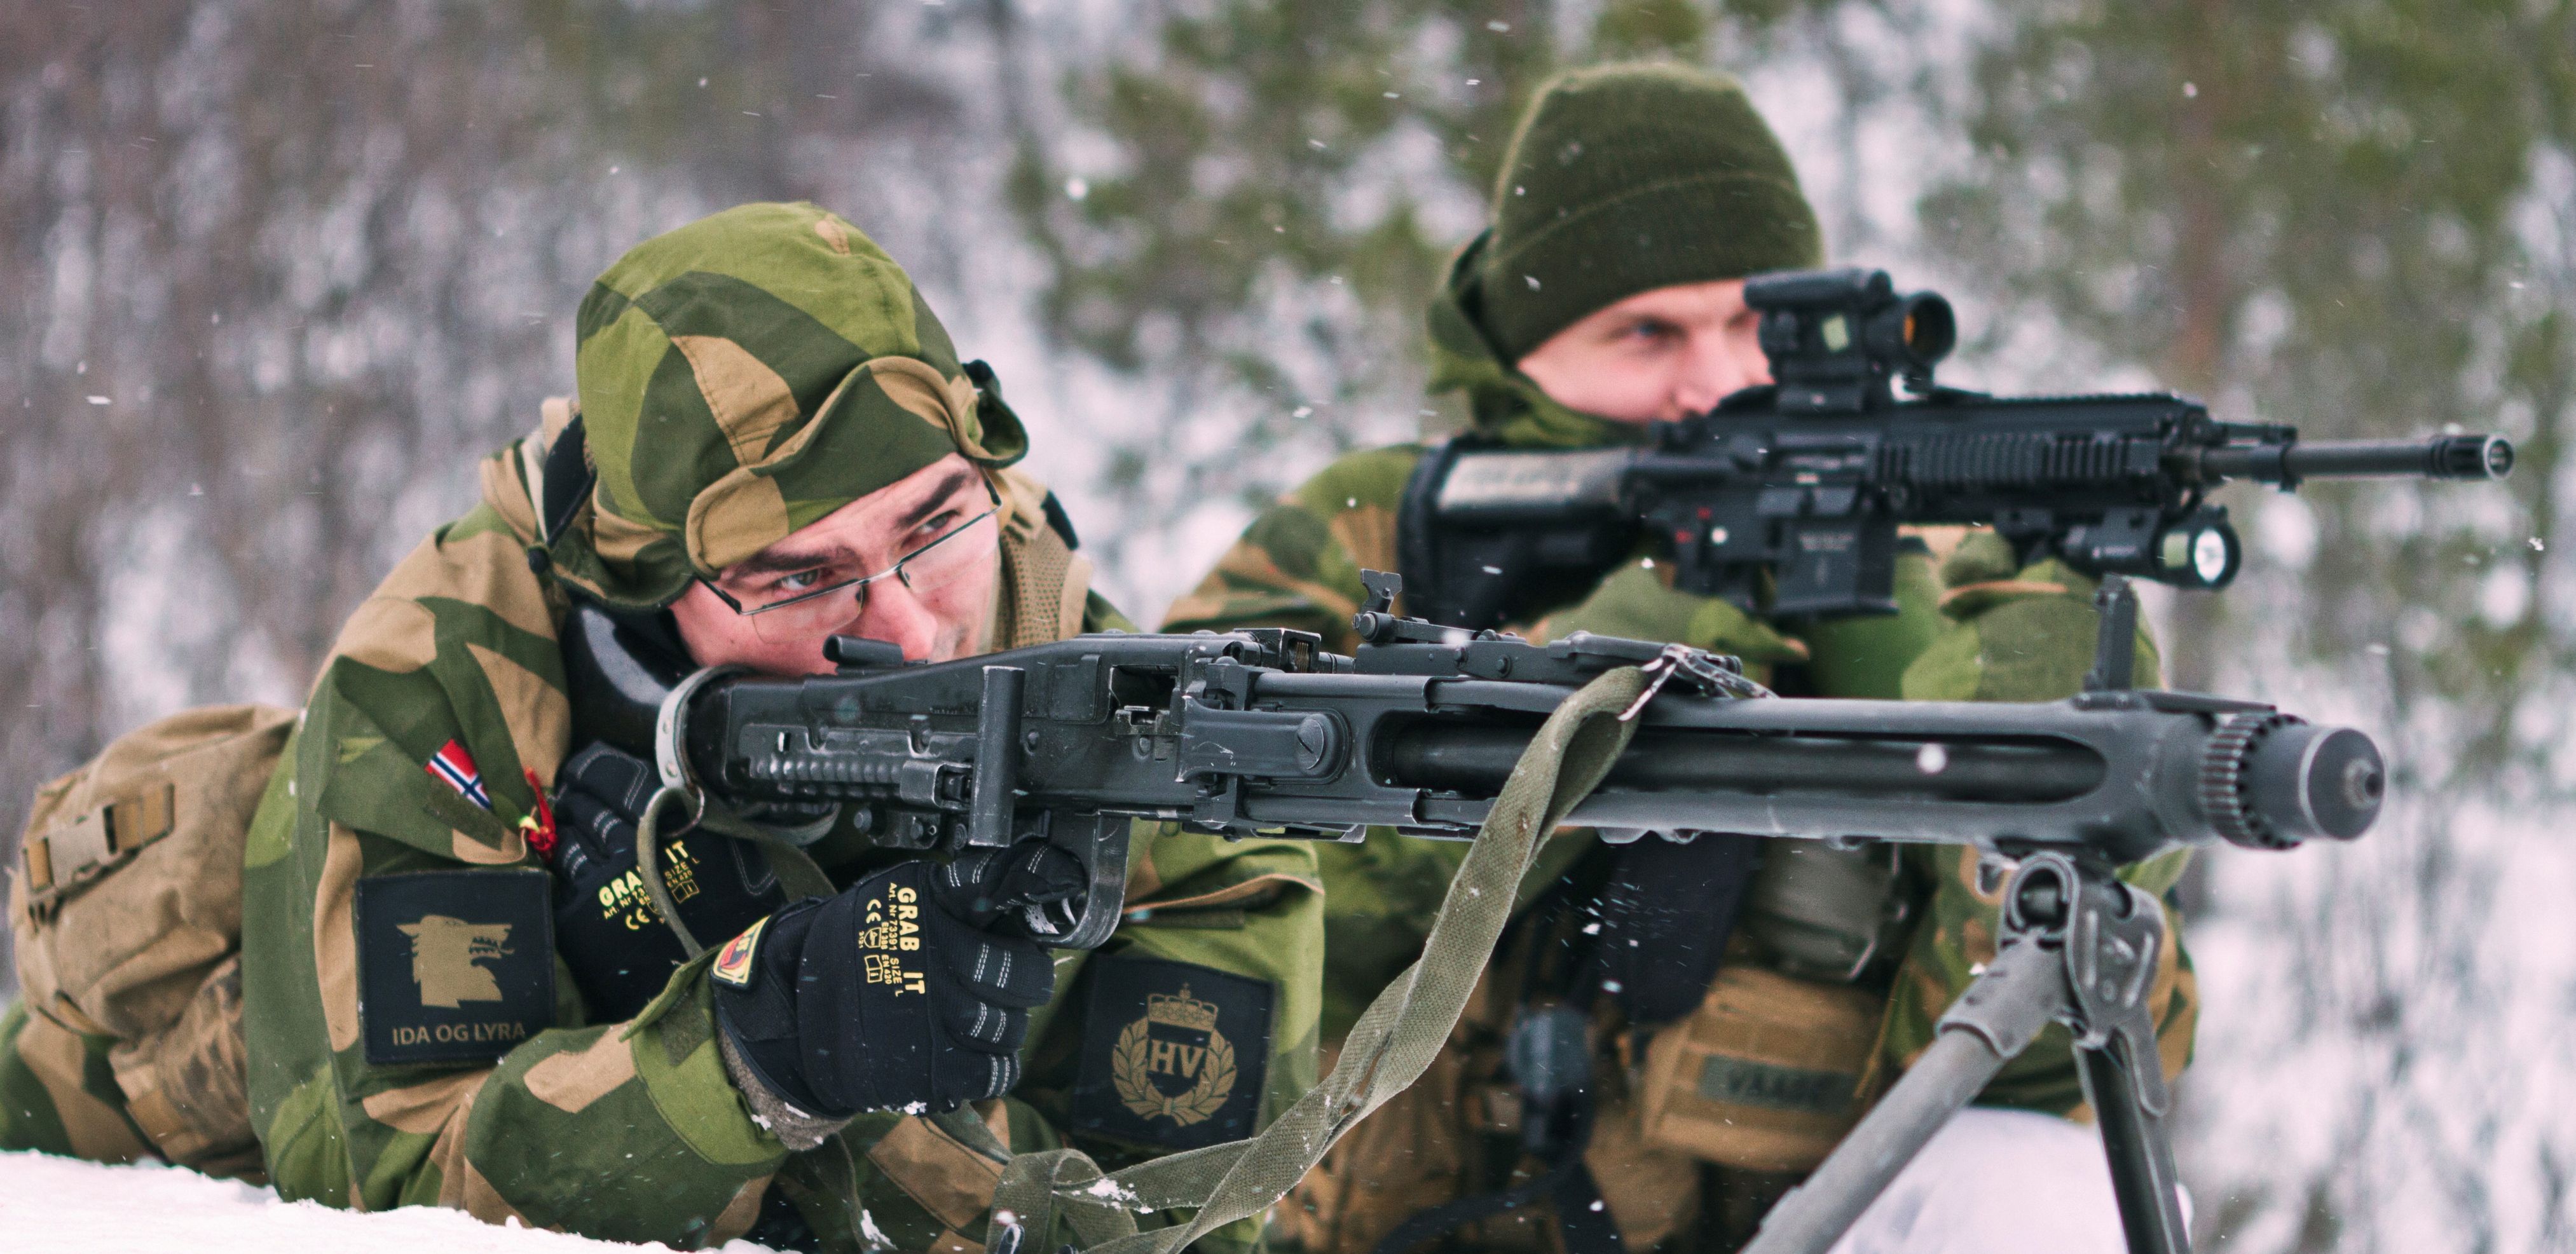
[4,0,2574,1248]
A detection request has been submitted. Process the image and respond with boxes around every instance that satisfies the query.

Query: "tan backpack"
[9,703,294,1179]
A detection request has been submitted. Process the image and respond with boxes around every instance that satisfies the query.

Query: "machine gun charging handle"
[968,665,1027,848]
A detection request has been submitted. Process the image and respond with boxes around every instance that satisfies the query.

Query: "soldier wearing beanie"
[1167,65,2193,1253]
[1471,60,1823,368]
[2,203,1322,1254]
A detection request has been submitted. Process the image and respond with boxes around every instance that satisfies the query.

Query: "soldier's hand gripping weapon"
[1399,266,2515,628]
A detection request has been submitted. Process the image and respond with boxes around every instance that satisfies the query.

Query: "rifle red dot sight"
[1747,267,1957,411]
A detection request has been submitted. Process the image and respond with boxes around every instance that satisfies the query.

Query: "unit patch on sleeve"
[709,915,767,988]
[1070,955,1274,1151]
[355,869,556,1066]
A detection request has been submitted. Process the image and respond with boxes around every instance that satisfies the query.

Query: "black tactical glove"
[545,742,787,1021]
[937,840,1093,941]
[712,845,1079,1119]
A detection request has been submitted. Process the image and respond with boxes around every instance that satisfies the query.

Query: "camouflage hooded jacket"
[229,205,1322,1252]
[229,431,1321,1251]
[1162,244,2194,1115]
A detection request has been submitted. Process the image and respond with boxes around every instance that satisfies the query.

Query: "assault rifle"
[1400,267,2516,627]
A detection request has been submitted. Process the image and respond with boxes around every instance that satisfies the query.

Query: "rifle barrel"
[2205,434,2513,483]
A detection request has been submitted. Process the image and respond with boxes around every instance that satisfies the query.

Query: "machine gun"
[593,573,2381,1254]
[637,573,2382,953]
[1399,266,2516,626]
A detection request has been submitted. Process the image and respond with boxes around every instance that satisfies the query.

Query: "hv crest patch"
[1070,956,1272,1150]
[355,870,554,1066]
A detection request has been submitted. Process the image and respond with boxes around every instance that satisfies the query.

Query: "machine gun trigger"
[1037,811,1132,951]
[1618,642,1774,721]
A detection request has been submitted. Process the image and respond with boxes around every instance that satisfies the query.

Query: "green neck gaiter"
[1424,232,1649,451]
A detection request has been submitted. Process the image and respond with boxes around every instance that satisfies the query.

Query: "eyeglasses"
[702,508,1000,641]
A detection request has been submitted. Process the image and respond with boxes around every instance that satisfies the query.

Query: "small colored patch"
[1695,1055,1860,1117]
[425,740,491,810]
[710,916,768,988]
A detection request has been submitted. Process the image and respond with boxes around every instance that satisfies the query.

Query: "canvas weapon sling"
[1397,439,1922,1176]
[623,657,1657,1254]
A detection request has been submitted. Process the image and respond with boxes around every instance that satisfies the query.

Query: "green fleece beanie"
[1477,63,1823,362]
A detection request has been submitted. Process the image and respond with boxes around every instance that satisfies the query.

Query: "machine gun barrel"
[1385,723,2106,803]
[659,610,2386,948]
[1374,688,2377,854]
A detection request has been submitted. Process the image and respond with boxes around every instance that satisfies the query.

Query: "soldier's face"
[669,454,1001,675]
[1514,278,1772,424]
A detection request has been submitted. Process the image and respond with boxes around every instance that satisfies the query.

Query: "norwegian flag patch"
[425,739,493,810]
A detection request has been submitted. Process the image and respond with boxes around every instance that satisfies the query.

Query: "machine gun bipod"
[1749,576,2230,1254]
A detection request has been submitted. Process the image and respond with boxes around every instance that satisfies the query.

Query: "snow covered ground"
[0,1151,777,1254]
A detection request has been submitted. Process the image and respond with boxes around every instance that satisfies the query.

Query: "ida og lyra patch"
[355,870,554,1065]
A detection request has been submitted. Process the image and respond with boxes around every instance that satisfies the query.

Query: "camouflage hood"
[544,201,1029,611]
[1423,232,1647,451]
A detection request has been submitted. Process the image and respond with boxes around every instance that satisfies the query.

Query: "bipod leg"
[2072,572,2191,1248]
[2081,1044,2189,1252]
[2054,856,2189,1254]
[1741,875,2066,1254]
[1744,853,2190,1254]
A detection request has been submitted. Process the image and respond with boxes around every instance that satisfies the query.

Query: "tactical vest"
[989,461,1098,650]
[1271,451,1931,1254]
